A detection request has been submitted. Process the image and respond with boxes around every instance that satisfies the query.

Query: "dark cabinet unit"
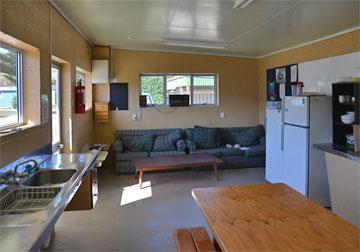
[332,82,360,149]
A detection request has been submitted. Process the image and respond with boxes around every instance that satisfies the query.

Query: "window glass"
[140,75,164,105]
[166,75,191,105]
[0,45,22,128]
[193,75,216,105]
[140,74,217,106]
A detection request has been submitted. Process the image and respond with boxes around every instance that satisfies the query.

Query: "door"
[283,124,309,195]
[51,64,61,150]
[284,96,309,127]
[265,108,283,183]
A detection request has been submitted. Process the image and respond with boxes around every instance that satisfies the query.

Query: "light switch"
[220,112,225,118]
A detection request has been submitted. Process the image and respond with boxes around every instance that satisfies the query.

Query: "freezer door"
[265,108,283,183]
[284,96,309,127]
[283,124,309,196]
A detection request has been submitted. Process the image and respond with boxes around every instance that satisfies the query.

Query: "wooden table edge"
[191,189,227,252]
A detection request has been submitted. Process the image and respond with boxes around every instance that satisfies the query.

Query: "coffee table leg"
[134,169,138,179]
[213,164,219,181]
[139,170,144,188]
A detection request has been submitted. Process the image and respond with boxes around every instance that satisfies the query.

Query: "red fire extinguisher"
[75,79,85,114]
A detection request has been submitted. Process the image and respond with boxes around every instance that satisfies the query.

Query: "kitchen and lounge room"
[0,0,359,251]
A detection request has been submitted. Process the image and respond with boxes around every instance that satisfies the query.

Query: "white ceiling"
[53,0,360,58]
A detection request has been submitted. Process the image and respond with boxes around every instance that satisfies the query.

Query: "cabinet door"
[65,170,93,211]
[92,60,109,83]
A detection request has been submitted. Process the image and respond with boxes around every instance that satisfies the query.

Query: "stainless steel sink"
[0,187,62,215]
[21,169,77,187]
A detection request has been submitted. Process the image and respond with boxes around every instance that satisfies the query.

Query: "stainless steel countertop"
[0,152,97,251]
[314,143,360,163]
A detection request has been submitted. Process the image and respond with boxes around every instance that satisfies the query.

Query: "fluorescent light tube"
[233,0,253,9]
[163,40,228,49]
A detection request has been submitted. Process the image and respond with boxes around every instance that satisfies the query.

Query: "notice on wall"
[41,94,49,124]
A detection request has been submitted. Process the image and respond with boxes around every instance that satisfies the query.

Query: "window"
[140,75,165,105]
[52,63,61,145]
[0,44,23,129]
[140,74,217,106]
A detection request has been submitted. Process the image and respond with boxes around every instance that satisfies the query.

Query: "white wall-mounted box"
[92,60,109,84]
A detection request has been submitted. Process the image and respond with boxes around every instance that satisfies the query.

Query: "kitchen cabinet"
[65,166,98,211]
[92,60,109,84]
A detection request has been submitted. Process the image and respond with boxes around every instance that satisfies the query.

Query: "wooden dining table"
[191,183,360,252]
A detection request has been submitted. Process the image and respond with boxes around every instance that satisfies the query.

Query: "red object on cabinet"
[75,83,85,114]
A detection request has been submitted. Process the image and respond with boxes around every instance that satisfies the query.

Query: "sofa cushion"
[194,126,221,147]
[219,127,251,145]
[116,151,149,161]
[123,134,153,152]
[186,139,197,151]
[244,145,266,157]
[189,148,223,157]
[176,139,187,152]
[149,151,186,157]
[221,147,245,157]
[114,140,123,153]
[153,130,182,151]
[259,136,266,145]
[232,125,265,146]
[192,127,217,149]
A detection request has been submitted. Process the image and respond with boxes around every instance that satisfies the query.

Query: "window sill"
[141,104,219,108]
[0,123,40,139]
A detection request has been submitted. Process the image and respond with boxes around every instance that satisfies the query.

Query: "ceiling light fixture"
[162,40,228,49]
[233,0,254,9]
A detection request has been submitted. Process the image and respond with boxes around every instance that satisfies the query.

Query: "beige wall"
[93,49,259,143]
[258,30,360,124]
[0,0,93,167]
[51,7,93,153]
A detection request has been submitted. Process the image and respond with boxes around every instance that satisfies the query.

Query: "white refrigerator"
[265,104,283,183]
[282,96,332,207]
[265,96,332,207]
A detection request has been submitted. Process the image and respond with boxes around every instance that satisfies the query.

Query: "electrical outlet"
[220,112,225,118]
[131,113,138,121]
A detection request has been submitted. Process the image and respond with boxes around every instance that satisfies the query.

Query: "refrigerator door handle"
[281,124,284,150]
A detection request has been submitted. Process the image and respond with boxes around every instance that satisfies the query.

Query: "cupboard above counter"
[332,82,360,150]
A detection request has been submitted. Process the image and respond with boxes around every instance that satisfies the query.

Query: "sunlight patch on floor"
[120,181,152,206]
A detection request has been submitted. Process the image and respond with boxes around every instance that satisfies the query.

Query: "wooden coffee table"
[133,153,223,188]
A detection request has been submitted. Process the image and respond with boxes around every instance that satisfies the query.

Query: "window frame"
[0,43,24,131]
[139,73,218,107]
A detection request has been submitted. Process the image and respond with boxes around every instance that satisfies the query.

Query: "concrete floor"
[49,167,267,251]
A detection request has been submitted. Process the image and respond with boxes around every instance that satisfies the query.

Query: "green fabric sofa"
[114,125,265,174]
[114,128,186,174]
[185,125,265,170]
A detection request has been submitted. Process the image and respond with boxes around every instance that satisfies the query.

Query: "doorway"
[51,63,61,149]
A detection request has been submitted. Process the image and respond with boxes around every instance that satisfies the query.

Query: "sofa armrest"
[185,139,197,151]
[245,144,265,157]
[114,139,124,153]
[176,139,187,152]
[259,136,266,146]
